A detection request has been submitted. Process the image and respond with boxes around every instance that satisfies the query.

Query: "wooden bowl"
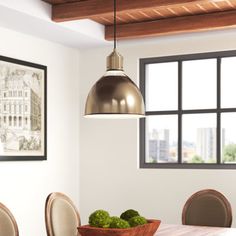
[78,219,161,236]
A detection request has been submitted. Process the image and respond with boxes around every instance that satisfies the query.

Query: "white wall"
[79,30,236,227]
[0,27,80,235]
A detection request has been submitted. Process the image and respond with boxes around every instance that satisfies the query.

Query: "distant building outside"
[148,129,170,162]
[196,128,216,162]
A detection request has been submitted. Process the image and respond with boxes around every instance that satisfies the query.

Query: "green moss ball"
[109,217,130,229]
[128,216,147,227]
[120,209,140,221]
[89,210,111,228]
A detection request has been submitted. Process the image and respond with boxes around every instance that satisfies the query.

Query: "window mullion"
[178,61,182,164]
[217,58,221,164]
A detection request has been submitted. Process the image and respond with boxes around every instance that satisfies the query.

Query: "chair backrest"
[45,192,81,236]
[182,189,232,227]
[0,202,19,236]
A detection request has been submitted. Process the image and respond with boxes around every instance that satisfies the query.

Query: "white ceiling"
[0,0,111,49]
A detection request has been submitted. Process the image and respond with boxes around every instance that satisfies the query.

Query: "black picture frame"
[0,55,47,161]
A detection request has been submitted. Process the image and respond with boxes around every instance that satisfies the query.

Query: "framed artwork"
[0,55,47,161]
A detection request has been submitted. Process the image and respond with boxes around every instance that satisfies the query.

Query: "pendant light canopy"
[84,0,145,118]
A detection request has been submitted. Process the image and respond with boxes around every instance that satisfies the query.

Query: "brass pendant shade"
[84,0,145,118]
[84,50,145,118]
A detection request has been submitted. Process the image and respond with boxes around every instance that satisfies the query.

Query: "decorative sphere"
[120,209,140,221]
[109,216,130,229]
[89,210,111,228]
[129,216,147,227]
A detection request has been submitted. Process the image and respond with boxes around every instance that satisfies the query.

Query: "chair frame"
[182,189,232,227]
[0,202,19,236]
[45,192,81,236]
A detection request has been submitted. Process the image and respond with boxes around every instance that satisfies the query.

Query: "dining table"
[156,223,236,235]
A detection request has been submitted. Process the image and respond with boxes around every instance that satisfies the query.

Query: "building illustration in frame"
[0,56,46,161]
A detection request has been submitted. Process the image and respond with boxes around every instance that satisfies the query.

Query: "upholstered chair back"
[45,192,81,236]
[182,189,232,227]
[0,203,19,236]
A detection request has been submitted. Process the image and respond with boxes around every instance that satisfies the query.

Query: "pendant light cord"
[114,0,117,50]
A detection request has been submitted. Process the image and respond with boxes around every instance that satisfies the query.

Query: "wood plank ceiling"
[42,0,236,40]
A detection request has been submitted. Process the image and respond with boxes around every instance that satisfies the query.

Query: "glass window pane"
[221,57,236,108]
[182,114,216,163]
[183,59,217,109]
[146,115,178,163]
[221,113,236,163]
[146,62,178,111]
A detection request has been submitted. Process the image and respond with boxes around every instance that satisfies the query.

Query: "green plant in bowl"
[89,210,111,228]
[129,216,147,227]
[120,209,140,221]
[109,217,130,228]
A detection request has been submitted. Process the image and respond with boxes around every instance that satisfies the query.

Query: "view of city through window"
[147,124,235,164]
[141,52,236,167]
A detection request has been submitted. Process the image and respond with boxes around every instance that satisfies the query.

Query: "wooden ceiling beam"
[43,0,79,5]
[105,10,236,40]
[52,0,219,22]
[43,0,66,4]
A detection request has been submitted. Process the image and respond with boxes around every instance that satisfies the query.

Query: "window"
[140,50,236,169]
[9,116,12,126]
[19,116,22,126]
[13,116,17,126]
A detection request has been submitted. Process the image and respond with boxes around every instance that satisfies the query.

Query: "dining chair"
[45,192,81,236]
[182,189,232,227]
[0,202,19,236]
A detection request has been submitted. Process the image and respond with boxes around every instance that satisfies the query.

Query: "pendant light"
[84,0,145,118]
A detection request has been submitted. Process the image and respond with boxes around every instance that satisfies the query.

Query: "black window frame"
[140,50,236,169]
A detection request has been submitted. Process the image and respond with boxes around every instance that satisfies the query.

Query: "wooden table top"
[156,224,236,235]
